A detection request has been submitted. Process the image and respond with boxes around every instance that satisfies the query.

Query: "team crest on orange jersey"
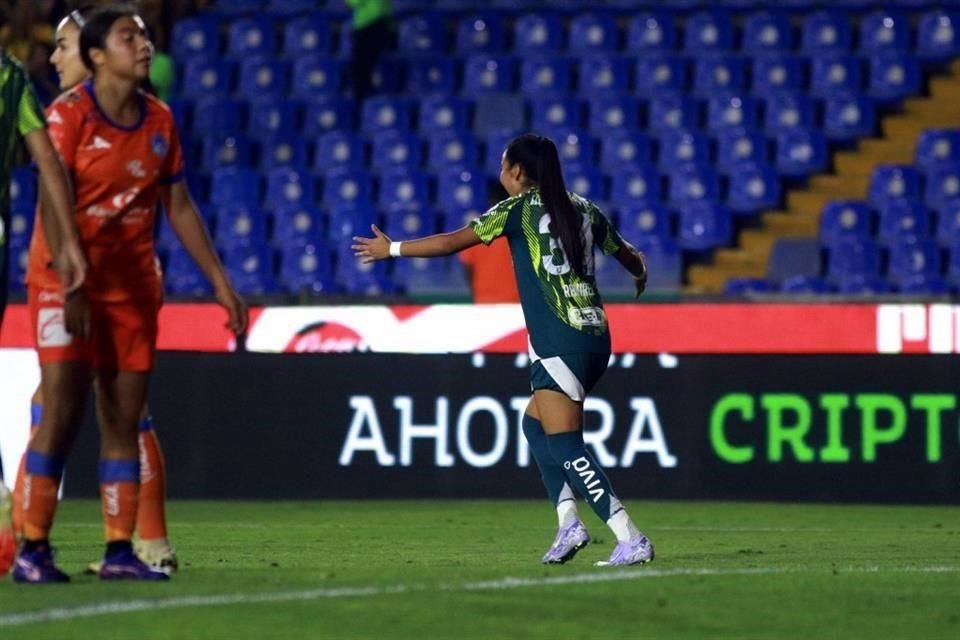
[151,133,169,158]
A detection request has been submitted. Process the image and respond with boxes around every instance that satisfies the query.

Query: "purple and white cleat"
[541,520,590,564]
[596,534,654,567]
[12,544,70,583]
[99,547,170,581]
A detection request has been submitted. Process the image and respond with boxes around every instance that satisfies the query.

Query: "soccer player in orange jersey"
[13,5,247,583]
[11,5,178,574]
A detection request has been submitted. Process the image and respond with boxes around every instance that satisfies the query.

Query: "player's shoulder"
[568,191,603,217]
[47,84,92,118]
[142,91,175,123]
[0,49,28,76]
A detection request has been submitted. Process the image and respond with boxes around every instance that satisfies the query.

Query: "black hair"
[79,4,140,72]
[505,134,586,277]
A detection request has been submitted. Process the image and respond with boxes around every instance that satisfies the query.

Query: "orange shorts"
[28,287,160,372]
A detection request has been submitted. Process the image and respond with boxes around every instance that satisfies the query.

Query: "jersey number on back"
[538,213,595,277]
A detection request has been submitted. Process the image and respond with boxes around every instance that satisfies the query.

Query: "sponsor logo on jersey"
[151,133,169,158]
[126,160,146,178]
[37,290,65,304]
[37,308,72,347]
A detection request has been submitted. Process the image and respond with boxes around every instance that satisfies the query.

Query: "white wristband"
[389,241,403,258]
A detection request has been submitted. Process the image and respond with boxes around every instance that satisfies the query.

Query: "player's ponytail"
[79,4,140,72]
[505,134,586,277]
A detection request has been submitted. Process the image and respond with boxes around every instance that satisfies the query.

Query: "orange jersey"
[27,81,184,302]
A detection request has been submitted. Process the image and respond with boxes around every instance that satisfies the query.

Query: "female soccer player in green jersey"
[353,133,654,566]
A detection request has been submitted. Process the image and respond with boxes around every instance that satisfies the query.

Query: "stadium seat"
[455,12,506,53]
[648,93,701,130]
[600,131,654,170]
[278,241,337,295]
[935,199,960,246]
[520,57,573,94]
[924,164,960,210]
[551,131,595,167]
[823,92,877,141]
[407,58,458,94]
[393,256,469,297]
[767,237,823,285]
[632,235,682,293]
[858,10,911,53]
[693,56,747,96]
[260,134,308,170]
[724,277,777,297]
[181,57,234,97]
[238,57,290,97]
[383,206,438,239]
[775,128,829,177]
[618,202,672,245]
[917,11,960,62]
[763,92,815,133]
[247,97,301,142]
[227,17,277,58]
[915,129,960,170]
[837,275,892,295]
[378,169,431,210]
[826,238,882,284]
[437,167,488,213]
[588,95,641,135]
[463,55,517,93]
[565,165,607,201]
[9,167,35,212]
[514,12,564,52]
[683,10,734,53]
[201,134,254,171]
[578,56,631,94]
[716,128,768,172]
[781,275,835,294]
[313,131,365,173]
[192,96,244,137]
[898,274,952,296]
[868,52,921,102]
[272,204,325,245]
[328,202,377,241]
[668,166,721,206]
[820,200,875,246]
[727,163,782,214]
[283,15,334,57]
[877,199,932,245]
[634,55,689,97]
[611,165,663,205]
[742,11,794,52]
[215,205,267,249]
[171,16,220,61]
[223,243,279,295]
[397,13,448,53]
[418,96,471,132]
[265,167,315,208]
[707,94,760,131]
[484,129,522,177]
[427,132,480,171]
[887,237,941,286]
[801,11,852,52]
[948,239,960,285]
[626,12,677,52]
[371,131,423,171]
[658,129,711,169]
[322,169,374,209]
[752,55,806,95]
[165,248,213,296]
[336,248,391,295]
[530,96,585,133]
[677,201,733,251]
[291,55,342,98]
[304,98,355,139]
[569,13,619,53]
[361,96,414,133]
[210,167,260,207]
[868,165,923,207]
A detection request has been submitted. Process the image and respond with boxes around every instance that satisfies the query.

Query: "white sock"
[606,509,641,543]
[557,499,579,528]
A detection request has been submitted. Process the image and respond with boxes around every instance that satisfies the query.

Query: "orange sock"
[21,449,64,542]
[12,407,42,537]
[137,420,168,540]
[99,460,140,543]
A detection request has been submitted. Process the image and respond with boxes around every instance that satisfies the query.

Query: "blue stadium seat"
[752,55,806,95]
[291,55,342,98]
[658,129,711,169]
[247,97,300,142]
[569,12,620,53]
[611,165,662,205]
[383,206,438,239]
[826,238,882,284]
[898,274,952,296]
[820,200,874,246]
[9,167,35,212]
[727,163,782,214]
[823,93,876,141]
[427,132,479,170]
[328,202,377,240]
[936,199,960,246]
[7,206,33,252]
[167,96,190,134]
[407,58,458,94]
[707,94,760,131]
[767,237,822,285]
[683,10,734,53]
[484,129,522,177]
[677,202,732,251]
[210,167,260,207]
[227,17,277,58]
[223,243,279,295]
[164,248,213,296]
[455,12,506,53]
[208,0,263,15]
[394,255,469,297]
[869,165,923,207]
[600,131,654,170]
[692,56,746,95]
[668,166,721,206]
[648,93,701,130]
[775,128,828,177]
[398,13,448,54]
[868,52,921,102]
[618,202,672,245]
[463,55,517,93]
[238,57,289,97]
[314,131,365,173]
[917,11,960,62]
[634,55,689,97]
[419,96,471,132]
[836,274,891,295]
[924,164,960,211]
[272,204,324,245]
[565,165,607,201]
[887,237,941,286]
[171,16,220,61]
[336,249,392,295]
[369,58,405,94]
[724,277,776,297]
[578,55,631,94]
[520,57,573,94]
[361,96,414,133]
[859,10,911,53]
[948,239,960,285]
[371,131,423,171]
[588,96,641,134]
[810,54,864,97]
[877,199,931,245]
[378,170,430,210]
[716,128,768,172]
[215,204,268,250]
[801,11,852,52]
[322,169,374,209]
[915,129,960,170]
[631,235,682,293]
[283,14,333,57]
[742,11,794,52]
[514,12,564,52]
[265,167,315,208]
[260,133,308,170]
[201,134,254,171]
[763,92,815,133]
[192,96,244,136]
[530,96,584,132]
[626,12,677,52]
[278,241,336,295]
[781,275,834,295]
[181,57,234,97]
[437,167,488,213]
[303,97,356,138]
[551,131,595,167]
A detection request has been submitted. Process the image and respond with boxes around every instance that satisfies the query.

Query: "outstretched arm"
[614,240,648,298]
[352,224,483,263]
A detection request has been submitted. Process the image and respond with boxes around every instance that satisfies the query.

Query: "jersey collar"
[83,80,146,132]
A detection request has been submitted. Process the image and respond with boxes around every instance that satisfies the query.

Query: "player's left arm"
[352,224,483,263]
[160,181,248,335]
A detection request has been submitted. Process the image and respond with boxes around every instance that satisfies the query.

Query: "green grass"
[2,500,959,639]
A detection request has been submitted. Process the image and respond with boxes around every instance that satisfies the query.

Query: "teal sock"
[522,414,574,508]
[548,430,623,522]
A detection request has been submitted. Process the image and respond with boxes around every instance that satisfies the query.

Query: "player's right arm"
[613,242,648,298]
[352,224,482,262]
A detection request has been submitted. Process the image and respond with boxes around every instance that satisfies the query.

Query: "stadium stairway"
[685,58,960,294]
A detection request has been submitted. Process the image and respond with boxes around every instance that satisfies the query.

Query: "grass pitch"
[1,500,958,639]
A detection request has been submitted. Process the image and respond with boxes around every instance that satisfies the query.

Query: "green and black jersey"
[0,49,46,317]
[471,189,625,358]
